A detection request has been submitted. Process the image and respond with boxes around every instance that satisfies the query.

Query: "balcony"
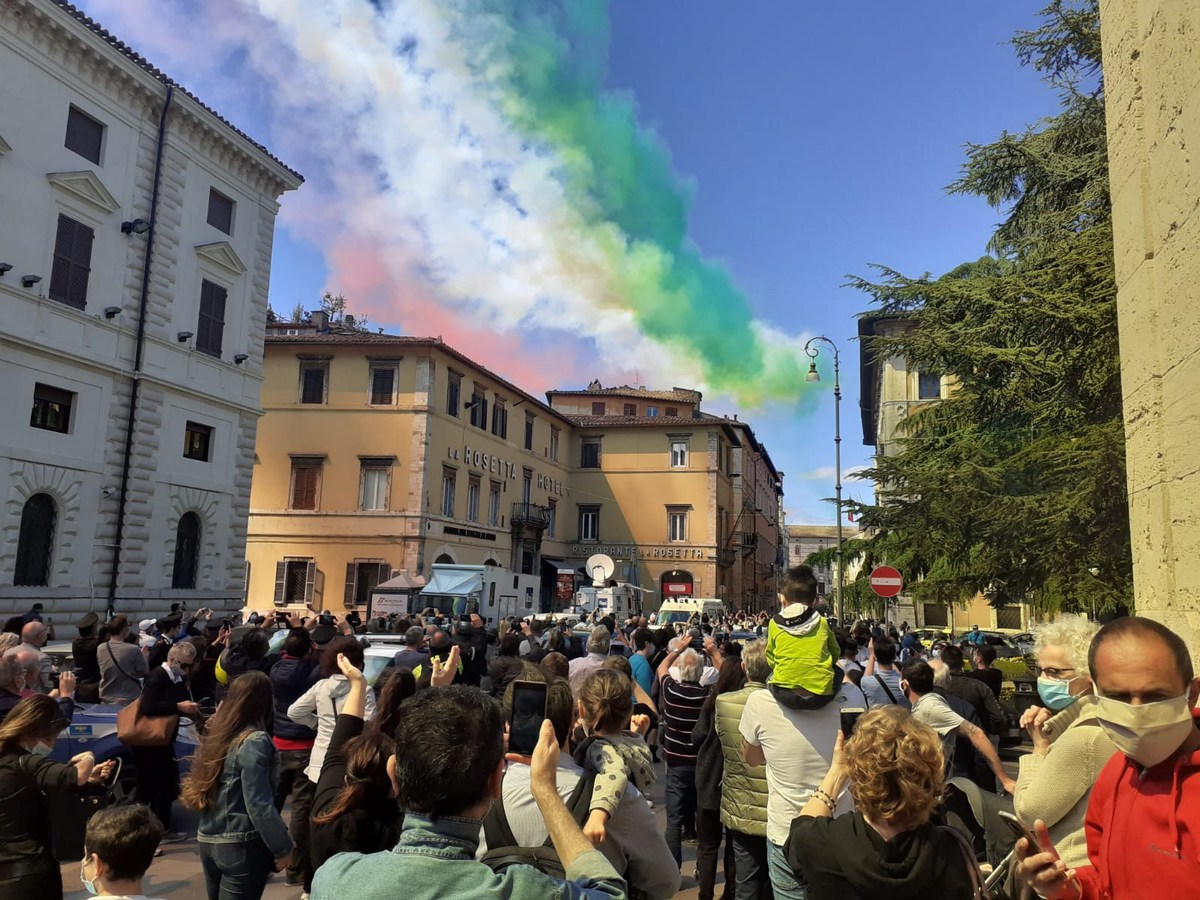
[511,501,551,530]
[717,548,737,568]
[732,531,758,555]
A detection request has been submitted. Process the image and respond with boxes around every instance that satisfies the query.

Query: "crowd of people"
[0,569,1197,899]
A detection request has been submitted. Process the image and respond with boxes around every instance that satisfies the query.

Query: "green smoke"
[461,0,813,406]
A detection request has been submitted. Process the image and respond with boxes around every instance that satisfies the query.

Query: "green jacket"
[715,682,769,836]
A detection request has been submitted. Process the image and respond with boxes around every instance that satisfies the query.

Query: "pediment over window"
[45,170,120,213]
[195,241,247,276]
[0,135,12,156]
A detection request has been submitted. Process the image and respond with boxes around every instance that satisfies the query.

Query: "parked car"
[1013,632,1036,656]
[51,703,200,773]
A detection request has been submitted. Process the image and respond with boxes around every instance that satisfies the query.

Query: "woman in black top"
[0,695,115,899]
[309,654,400,877]
[785,705,978,900]
[488,633,525,699]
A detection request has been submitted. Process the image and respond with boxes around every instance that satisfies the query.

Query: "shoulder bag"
[940,825,992,900]
[117,671,180,748]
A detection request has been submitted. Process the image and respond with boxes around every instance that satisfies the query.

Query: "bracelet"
[812,788,836,812]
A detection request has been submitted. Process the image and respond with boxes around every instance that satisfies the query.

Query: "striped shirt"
[660,674,710,767]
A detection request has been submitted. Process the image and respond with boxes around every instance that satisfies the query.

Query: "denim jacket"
[311,813,626,900]
[196,730,294,858]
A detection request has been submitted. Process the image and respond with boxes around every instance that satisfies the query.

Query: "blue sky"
[85,0,1064,526]
[600,2,1061,521]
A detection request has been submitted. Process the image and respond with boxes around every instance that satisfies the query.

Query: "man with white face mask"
[1016,616,1200,899]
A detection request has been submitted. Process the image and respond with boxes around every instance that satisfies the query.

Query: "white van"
[657,597,726,629]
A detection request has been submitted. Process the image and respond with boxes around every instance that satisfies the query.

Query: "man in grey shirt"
[98,615,148,704]
[3,621,53,693]
[480,678,680,900]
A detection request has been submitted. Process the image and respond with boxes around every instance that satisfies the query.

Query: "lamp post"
[804,336,843,625]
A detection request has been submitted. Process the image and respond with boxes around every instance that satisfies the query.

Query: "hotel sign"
[447,444,565,497]
[566,544,709,561]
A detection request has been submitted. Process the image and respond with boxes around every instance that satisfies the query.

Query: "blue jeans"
[730,829,772,900]
[664,764,698,868]
[767,840,807,900]
[200,838,275,900]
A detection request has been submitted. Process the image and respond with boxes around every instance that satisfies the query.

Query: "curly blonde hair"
[845,706,944,828]
[1032,614,1098,677]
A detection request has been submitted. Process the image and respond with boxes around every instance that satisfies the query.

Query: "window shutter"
[304,561,316,606]
[274,562,287,606]
[50,215,93,310]
[377,562,391,587]
[371,368,394,404]
[198,281,227,357]
[302,368,325,404]
[345,562,357,608]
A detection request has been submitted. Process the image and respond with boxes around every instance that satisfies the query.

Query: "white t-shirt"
[911,691,965,768]
[739,682,865,846]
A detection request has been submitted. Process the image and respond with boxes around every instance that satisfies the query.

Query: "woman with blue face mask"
[1009,615,1118,879]
[0,694,116,899]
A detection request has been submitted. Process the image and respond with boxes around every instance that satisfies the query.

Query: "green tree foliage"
[849,0,1129,617]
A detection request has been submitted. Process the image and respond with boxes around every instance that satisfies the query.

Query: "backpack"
[480,769,596,880]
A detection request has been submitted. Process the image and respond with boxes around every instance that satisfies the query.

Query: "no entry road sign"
[869,565,903,598]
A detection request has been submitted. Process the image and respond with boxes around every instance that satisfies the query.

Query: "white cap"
[139,618,156,633]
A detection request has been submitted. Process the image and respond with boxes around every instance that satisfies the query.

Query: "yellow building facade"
[247,327,784,615]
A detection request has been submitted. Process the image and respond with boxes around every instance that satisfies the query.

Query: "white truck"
[574,583,644,623]
[418,563,541,628]
[657,597,727,630]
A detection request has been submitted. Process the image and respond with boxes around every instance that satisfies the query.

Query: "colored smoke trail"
[83,0,818,406]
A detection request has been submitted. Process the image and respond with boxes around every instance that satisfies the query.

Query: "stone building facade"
[0,0,301,623]
[1100,0,1200,646]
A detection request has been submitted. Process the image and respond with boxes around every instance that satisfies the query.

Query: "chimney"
[311,310,329,333]
[344,314,355,329]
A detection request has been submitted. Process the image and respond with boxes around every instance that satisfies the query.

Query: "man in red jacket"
[1016,616,1200,898]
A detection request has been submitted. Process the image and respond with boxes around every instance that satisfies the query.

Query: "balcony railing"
[732,531,758,555]
[717,548,737,568]
[511,501,551,530]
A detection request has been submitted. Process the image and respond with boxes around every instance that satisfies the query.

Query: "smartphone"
[508,680,549,756]
[998,811,1058,858]
[840,707,866,739]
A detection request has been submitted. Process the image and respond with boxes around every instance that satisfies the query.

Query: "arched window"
[172,512,201,590]
[434,553,454,565]
[15,493,56,586]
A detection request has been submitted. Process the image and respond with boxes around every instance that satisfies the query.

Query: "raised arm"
[959,719,1016,794]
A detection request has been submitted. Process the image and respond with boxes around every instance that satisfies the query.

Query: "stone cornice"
[3,0,302,197]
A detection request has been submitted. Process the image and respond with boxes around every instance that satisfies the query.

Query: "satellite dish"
[586,553,615,586]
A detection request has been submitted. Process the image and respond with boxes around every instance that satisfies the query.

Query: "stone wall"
[1100,0,1200,646]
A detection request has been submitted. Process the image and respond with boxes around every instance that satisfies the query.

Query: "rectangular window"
[300,362,327,404]
[549,426,560,461]
[467,477,481,523]
[279,558,315,606]
[360,462,390,511]
[646,406,659,418]
[670,440,689,468]
[579,505,600,542]
[369,365,396,405]
[522,468,533,504]
[441,467,457,517]
[591,401,606,416]
[491,397,508,439]
[623,403,637,417]
[469,386,488,429]
[581,441,601,469]
[665,407,679,417]
[183,422,212,462]
[918,371,942,400]
[49,214,94,310]
[29,383,73,434]
[488,482,501,527]
[668,508,689,542]
[290,459,322,510]
[447,372,461,417]
[207,188,234,234]
[64,106,103,164]
[197,279,227,358]
[547,498,557,538]
[524,412,536,451]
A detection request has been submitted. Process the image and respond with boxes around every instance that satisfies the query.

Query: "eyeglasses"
[1032,665,1076,679]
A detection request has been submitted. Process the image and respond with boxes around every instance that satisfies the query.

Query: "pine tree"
[848,1,1129,617]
